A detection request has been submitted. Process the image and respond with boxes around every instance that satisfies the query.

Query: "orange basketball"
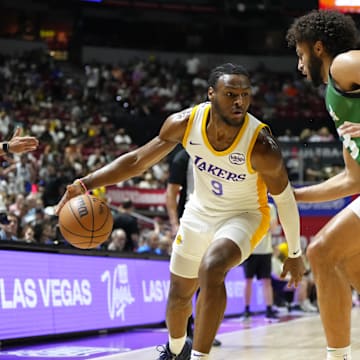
[58,194,113,249]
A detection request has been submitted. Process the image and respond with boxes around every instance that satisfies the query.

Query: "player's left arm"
[252,128,305,287]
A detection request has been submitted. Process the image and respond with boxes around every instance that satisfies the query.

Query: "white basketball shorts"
[170,207,269,279]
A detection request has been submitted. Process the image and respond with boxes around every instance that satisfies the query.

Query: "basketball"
[58,194,113,249]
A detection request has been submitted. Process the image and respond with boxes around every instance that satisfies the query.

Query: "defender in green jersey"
[287,10,360,360]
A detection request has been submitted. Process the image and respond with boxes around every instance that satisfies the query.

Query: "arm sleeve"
[271,182,302,258]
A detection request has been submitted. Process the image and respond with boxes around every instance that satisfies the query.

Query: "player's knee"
[198,254,227,285]
[307,234,339,268]
[307,236,326,267]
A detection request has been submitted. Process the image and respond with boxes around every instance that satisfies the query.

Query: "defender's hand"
[281,256,306,288]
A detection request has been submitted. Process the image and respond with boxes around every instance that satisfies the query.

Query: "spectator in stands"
[113,199,140,252]
[136,229,161,255]
[9,193,26,218]
[14,153,37,194]
[157,234,172,256]
[299,128,313,143]
[0,213,19,241]
[21,193,44,227]
[114,128,133,152]
[87,148,107,170]
[107,228,127,252]
[277,129,299,142]
[34,218,56,245]
[21,223,36,243]
[304,155,325,182]
[308,127,335,142]
[152,158,170,189]
[138,171,158,189]
[186,55,201,78]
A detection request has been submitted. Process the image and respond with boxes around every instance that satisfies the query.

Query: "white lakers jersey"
[182,102,269,216]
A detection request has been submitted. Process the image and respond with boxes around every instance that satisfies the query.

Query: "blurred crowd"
[0,49,341,252]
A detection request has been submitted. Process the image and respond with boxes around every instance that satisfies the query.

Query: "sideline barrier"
[0,246,265,343]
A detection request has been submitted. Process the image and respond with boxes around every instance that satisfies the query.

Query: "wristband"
[2,142,9,154]
[74,179,88,194]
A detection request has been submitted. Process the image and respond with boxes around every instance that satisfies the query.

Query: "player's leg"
[156,270,197,359]
[243,255,255,318]
[193,238,242,354]
[191,212,267,356]
[189,288,221,347]
[166,273,198,339]
[160,218,211,359]
[306,205,360,354]
[257,254,278,319]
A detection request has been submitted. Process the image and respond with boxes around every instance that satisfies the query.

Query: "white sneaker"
[300,299,318,312]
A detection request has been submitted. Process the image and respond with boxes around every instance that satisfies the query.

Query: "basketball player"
[287,10,360,360]
[55,63,305,360]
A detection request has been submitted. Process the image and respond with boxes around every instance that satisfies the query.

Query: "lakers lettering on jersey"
[182,102,269,216]
[193,155,246,182]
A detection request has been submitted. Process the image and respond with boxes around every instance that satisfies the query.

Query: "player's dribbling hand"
[55,183,84,216]
[280,256,306,288]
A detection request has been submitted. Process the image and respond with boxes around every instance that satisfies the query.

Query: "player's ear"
[208,86,215,100]
[313,40,324,56]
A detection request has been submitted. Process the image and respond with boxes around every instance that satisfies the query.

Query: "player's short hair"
[208,63,250,89]
[286,10,358,57]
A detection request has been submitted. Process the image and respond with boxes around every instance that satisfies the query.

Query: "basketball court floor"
[1,308,360,359]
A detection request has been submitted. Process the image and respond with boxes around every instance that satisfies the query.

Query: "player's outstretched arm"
[252,129,305,287]
[55,109,191,215]
[294,145,360,203]
[0,127,39,155]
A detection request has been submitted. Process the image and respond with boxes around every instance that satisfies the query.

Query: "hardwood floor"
[99,308,360,360]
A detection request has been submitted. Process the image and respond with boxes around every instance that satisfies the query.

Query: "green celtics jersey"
[325,74,360,164]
